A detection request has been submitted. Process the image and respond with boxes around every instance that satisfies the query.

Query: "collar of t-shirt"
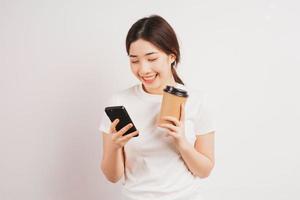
[136,83,186,103]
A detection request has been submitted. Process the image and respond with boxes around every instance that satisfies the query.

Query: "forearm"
[101,147,124,183]
[177,140,214,178]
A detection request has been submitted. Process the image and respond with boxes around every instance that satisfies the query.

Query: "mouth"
[141,74,158,84]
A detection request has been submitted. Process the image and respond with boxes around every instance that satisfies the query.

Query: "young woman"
[99,15,215,200]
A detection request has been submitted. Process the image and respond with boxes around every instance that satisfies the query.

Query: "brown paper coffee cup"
[158,85,188,125]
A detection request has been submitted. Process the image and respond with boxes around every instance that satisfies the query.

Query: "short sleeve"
[98,94,118,134]
[193,93,216,135]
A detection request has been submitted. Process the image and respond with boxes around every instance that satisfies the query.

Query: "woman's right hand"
[109,118,139,149]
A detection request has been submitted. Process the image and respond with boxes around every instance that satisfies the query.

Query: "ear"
[168,53,176,65]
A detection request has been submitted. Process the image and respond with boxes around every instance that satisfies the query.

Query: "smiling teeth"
[143,74,157,80]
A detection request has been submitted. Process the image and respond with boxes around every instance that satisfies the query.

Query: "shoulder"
[114,84,138,98]
[106,84,139,104]
[179,83,207,105]
[179,83,214,121]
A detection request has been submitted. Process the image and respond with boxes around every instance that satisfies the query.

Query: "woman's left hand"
[158,103,188,147]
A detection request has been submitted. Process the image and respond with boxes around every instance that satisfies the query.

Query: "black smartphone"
[104,106,138,137]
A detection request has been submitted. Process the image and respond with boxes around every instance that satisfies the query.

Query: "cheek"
[154,60,170,75]
[130,65,138,75]
[130,65,143,80]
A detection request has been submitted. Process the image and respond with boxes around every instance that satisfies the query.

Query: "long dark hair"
[125,15,184,85]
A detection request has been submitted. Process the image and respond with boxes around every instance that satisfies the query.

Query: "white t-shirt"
[98,83,215,200]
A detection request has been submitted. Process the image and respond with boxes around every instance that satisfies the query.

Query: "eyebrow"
[129,52,158,58]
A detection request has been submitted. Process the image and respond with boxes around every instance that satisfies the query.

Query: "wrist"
[175,137,190,151]
[110,141,123,151]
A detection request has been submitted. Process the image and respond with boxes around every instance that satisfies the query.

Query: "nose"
[139,60,152,75]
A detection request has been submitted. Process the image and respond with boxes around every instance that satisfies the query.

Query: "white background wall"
[1,0,299,199]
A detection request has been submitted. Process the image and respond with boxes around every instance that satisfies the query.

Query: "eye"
[148,58,158,62]
[131,60,139,64]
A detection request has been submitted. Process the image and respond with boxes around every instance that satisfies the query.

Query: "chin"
[141,81,160,92]
[148,84,165,94]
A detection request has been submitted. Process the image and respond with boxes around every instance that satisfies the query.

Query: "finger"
[120,130,139,142]
[115,123,133,137]
[109,118,120,133]
[161,116,180,127]
[159,123,178,132]
[165,130,178,138]
[179,103,185,122]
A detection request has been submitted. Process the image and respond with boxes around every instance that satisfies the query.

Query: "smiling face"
[129,39,176,95]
